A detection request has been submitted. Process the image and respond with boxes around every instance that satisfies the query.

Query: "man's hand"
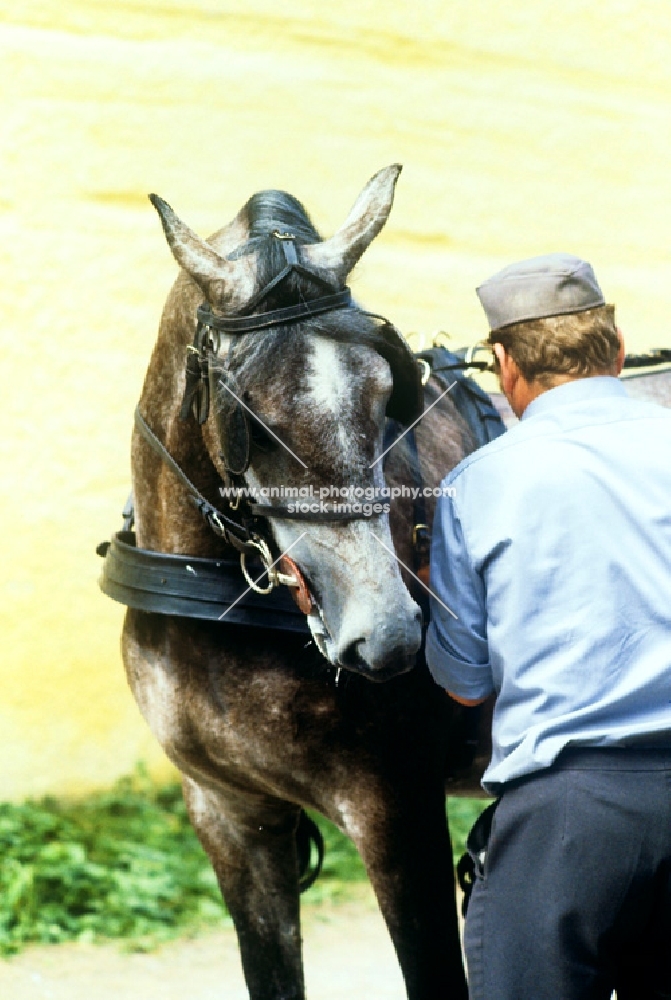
[447,690,489,707]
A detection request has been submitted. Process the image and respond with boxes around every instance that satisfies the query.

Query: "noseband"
[136,231,422,596]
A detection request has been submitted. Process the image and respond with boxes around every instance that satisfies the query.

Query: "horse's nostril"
[340,638,366,669]
[338,628,422,680]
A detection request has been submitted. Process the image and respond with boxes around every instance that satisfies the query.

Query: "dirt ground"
[0,891,622,1000]
[0,889,412,1000]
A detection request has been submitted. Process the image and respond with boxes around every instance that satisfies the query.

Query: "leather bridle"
[135,230,422,598]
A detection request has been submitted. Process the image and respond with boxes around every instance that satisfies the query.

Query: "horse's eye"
[250,419,274,452]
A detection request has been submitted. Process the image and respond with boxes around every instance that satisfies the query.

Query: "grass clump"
[0,766,489,955]
[0,768,226,954]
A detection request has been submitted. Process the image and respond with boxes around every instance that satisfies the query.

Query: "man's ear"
[615,328,626,376]
[492,342,507,370]
[493,343,519,395]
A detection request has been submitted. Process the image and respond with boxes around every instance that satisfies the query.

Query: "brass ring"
[418,359,431,385]
[240,537,277,595]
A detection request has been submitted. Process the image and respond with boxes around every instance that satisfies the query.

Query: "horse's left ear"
[302,164,402,284]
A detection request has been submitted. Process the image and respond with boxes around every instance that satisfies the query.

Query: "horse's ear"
[302,164,402,284]
[149,195,253,305]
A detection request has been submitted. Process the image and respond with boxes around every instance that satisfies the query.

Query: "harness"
[98,230,433,624]
[103,236,668,636]
[98,351,501,629]
[179,231,421,468]
[97,231,504,629]
[97,529,311,633]
[172,230,419,538]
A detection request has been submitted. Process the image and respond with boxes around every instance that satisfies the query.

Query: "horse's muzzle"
[335,607,423,682]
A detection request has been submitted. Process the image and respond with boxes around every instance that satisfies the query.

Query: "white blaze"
[307,338,347,410]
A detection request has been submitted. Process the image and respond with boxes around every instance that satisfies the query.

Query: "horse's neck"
[132,280,231,558]
[385,388,475,563]
[416,381,476,479]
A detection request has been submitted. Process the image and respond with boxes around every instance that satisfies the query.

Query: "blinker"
[212,370,251,477]
[371,320,423,426]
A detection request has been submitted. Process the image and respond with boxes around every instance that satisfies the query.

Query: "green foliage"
[305,816,366,893]
[447,797,493,862]
[0,767,489,955]
[0,768,226,955]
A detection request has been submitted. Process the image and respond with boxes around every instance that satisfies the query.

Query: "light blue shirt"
[426,377,671,794]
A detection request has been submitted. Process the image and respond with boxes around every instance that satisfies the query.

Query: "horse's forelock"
[226,190,345,312]
[246,190,320,244]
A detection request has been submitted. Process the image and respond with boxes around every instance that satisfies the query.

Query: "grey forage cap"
[476,253,605,332]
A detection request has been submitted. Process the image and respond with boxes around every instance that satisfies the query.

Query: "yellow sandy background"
[1,0,670,798]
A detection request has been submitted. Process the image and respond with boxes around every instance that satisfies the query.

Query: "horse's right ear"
[149,195,254,308]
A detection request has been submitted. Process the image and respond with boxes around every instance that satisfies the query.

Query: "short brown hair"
[488,304,619,388]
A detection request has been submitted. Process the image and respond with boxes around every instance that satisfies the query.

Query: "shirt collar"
[521,376,627,421]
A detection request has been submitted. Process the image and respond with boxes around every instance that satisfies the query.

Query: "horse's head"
[150,166,423,681]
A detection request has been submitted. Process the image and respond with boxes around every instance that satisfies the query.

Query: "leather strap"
[179,323,212,424]
[98,531,310,633]
[622,348,671,369]
[134,407,256,551]
[196,290,352,334]
[417,347,507,449]
[135,406,383,540]
[245,499,384,522]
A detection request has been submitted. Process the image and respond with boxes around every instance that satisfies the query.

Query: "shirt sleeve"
[425,486,495,701]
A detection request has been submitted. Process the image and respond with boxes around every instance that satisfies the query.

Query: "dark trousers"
[464,748,671,1000]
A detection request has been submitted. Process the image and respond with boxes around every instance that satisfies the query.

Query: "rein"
[426,344,671,376]
[134,406,253,553]
[622,348,671,370]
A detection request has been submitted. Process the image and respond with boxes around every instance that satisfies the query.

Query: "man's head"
[476,253,624,416]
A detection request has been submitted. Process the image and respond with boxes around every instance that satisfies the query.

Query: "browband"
[197,289,352,335]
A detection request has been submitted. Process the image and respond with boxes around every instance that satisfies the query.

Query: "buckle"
[412,523,430,547]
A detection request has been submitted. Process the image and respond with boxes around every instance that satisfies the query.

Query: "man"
[425,253,671,1000]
